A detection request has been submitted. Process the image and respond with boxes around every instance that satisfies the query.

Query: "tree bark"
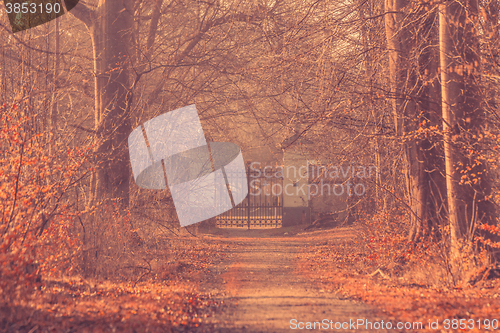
[439,2,461,255]
[384,0,404,137]
[94,0,134,208]
[385,1,447,241]
[439,0,497,261]
[359,0,383,208]
[49,17,59,137]
[71,0,134,208]
[385,0,428,241]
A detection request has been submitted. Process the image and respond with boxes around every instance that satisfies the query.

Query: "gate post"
[282,151,310,226]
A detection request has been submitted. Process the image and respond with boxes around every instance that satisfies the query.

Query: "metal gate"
[216,164,283,228]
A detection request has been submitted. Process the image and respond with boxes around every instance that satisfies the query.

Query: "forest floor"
[295,226,500,333]
[203,228,388,332]
[2,225,500,332]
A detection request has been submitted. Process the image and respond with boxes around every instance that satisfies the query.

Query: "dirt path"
[202,229,393,332]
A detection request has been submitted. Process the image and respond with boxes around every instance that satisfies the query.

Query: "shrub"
[0,102,86,302]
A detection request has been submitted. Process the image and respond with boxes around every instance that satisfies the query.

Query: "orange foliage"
[0,102,87,302]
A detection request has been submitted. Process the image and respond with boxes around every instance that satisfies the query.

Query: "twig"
[4,142,24,238]
[133,259,152,287]
[369,268,389,279]
[69,124,97,134]
[184,225,198,238]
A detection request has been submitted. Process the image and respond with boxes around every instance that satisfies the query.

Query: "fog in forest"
[1,0,500,331]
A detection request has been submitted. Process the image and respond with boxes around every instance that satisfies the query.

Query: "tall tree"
[439,0,496,261]
[385,1,446,240]
[385,0,425,240]
[71,0,134,208]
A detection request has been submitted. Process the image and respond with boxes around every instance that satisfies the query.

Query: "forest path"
[201,228,393,332]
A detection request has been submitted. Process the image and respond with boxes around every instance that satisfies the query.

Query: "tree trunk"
[384,0,404,137]
[439,0,497,262]
[93,0,133,208]
[72,0,134,209]
[49,17,59,138]
[385,0,428,241]
[69,0,134,275]
[359,1,383,208]
[417,14,447,236]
